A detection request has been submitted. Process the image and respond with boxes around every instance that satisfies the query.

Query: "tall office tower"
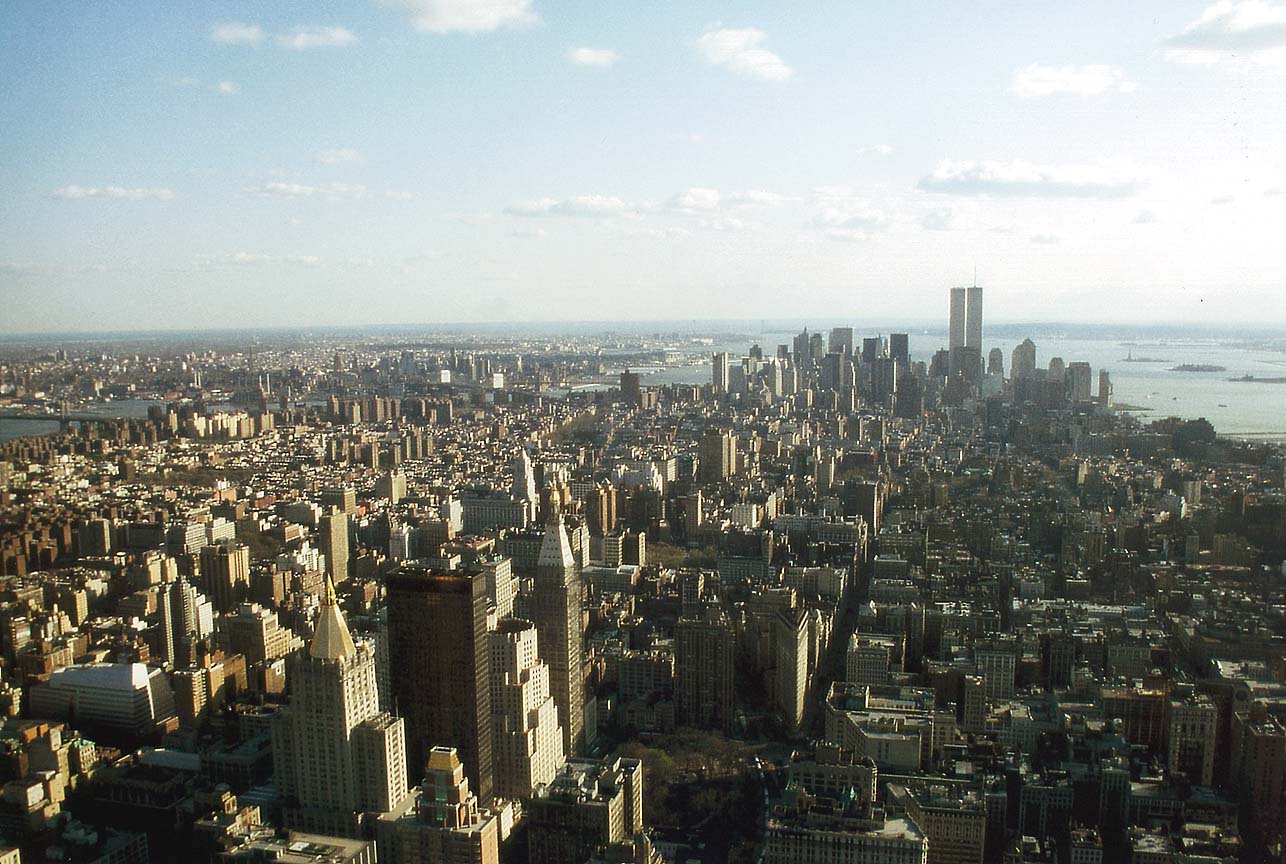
[975,644,1017,701]
[320,485,359,514]
[1011,338,1037,379]
[698,429,737,483]
[1168,695,1217,786]
[1231,703,1286,849]
[949,287,967,349]
[511,449,536,505]
[585,482,618,537]
[1067,361,1093,402]
[966,284,983,349]
[273,579,409,836]
[378,746,501,864]
[319,510,350,585]
[529,519,585,757]
[988,348,1004,377]
[1097,369,1113,406]
[711,352,729,395]
[376,470,408,505]
[387,565,493,803]
[888,333,910,363]
[793,329,812,366]
[861,336,882,364]
[809,332,825,365]
[619,369,641,407]
[774,608,809,730]
[828,327,854,356]
[674,607,737,732]
[489,619,566,799]
[1047,357,1066,383]
[158,576,213,664]
[198,541,250,613]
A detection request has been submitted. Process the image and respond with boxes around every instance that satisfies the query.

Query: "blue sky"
[3,1,1286,332]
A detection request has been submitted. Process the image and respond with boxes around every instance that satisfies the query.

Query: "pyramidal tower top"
[309,576,357,660]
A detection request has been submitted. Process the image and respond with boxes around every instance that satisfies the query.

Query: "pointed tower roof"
[537,519,575,571]
[309,577,357,660]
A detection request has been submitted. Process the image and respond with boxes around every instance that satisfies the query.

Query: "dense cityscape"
[0,287,1282,864]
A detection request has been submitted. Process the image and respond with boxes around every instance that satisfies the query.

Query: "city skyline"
[5,2,1286,332]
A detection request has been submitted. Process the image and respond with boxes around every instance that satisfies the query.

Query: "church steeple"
[309,576,357,660]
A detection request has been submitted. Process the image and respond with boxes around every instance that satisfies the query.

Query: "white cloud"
[810,205,893,241]
[857,144,895,157]
[919,159,1147,197]
[275,26,356,50]
[53,185,174,201]
[702,216,746,233]
[380,0,537,33]
[1012,64,1135,96]
[670,187,722,212]
[214,81,239,95]
[1164,1,1286,64]
[197,252,323,269]
[697,28,793,81]
[1133,208,1159,224]
[318,147,365,165]
[505,194,631,217]
[727,189,793,207]
[248,182,368,200]
[1030,232,1062,245]
[566,47,619,67]
[1211,194,1235,205]
[211,22,264,45]
[920,208,955,230]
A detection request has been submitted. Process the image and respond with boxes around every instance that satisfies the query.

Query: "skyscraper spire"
[310,576,357,660]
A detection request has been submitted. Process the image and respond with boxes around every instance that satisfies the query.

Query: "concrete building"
[764,790,926,864]
[1168,695,1217,786]
[528,518,585,757]
[318,511,350,586]
[273,579,408,836]
[28,663,176,740]
[489,618,566,800]
[527,757,644,864]
[377,746,500,864]
[674,606,736,733]
[387,564,493,802]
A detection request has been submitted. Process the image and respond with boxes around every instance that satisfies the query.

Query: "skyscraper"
[387,565,493,803]
[511,448,536,505]
[198,540,250,613]
[949,287,967,350]
[619,369,641,407]
[1011,339,1037,380]
[319,510,350,586]
[711,352,729,395]
[528,519,585,757]
[674,607,736,732]
[828,327,854,356]
[888,333,909,363]
[966,284,983,350]
[158,575,213,665]
[489,618,566,799]
[273,579,409,836]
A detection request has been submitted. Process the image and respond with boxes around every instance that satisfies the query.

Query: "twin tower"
[949,285,984,352]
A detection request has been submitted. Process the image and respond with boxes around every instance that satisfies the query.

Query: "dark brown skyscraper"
[387,565,493,803]
[530,519,585,756]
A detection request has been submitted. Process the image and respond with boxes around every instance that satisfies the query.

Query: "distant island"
[1121,351,1169,363]
[1170,364,1226,372]
[1230,374,1286,384]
